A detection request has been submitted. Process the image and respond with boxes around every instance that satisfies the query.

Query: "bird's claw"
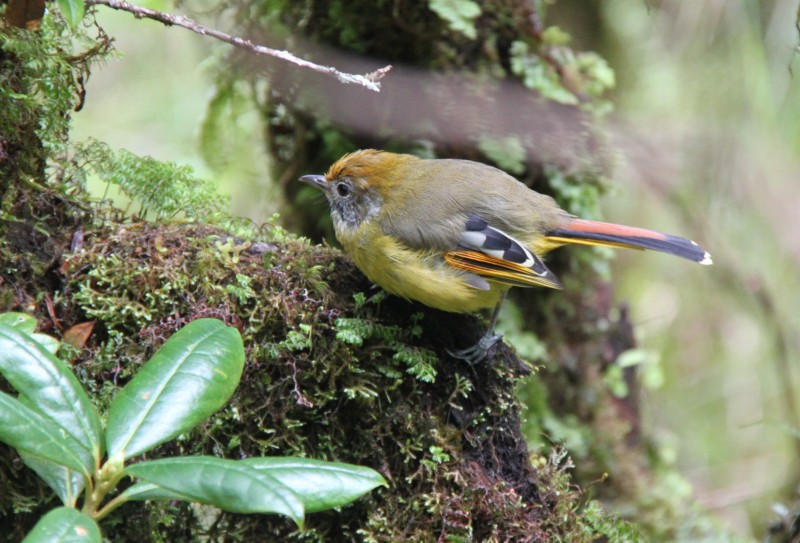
[448,333,503,364]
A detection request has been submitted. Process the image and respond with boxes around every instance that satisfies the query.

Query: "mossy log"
[0,211,645,541]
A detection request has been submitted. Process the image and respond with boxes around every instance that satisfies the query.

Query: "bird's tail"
[545,218,713,265]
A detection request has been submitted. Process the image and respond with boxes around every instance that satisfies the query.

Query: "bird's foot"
[448,333,503,364]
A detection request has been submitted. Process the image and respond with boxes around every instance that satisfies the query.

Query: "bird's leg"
[448,292,507,364]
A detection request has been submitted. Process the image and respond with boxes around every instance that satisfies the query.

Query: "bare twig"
[84,0,392,92]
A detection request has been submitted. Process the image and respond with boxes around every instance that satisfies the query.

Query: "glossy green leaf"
[31,333,61,354]
[22,506,100,543]
[0,392,90,475]
[20,452,85,507]
[106,319,244,459]
[117,481,196,503]
[56,0,85,28]
[0,312,37,333]
[243,457,387,512]
[0,324,102,467]
[0,313,59,354]
[126,456,304,526]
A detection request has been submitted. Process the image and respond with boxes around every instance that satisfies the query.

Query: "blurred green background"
[72,0,800,537]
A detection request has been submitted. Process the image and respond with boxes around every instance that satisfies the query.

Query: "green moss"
[334,307,438,384]
[2,213,737,540]
[5,216,616,541]
[581,500,647,542]
[0,11,99,162]
[0,8,109,332]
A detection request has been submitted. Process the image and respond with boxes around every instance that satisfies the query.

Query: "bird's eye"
[336,183,351,197]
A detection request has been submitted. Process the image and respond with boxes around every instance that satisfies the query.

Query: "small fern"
[74,139,229,221]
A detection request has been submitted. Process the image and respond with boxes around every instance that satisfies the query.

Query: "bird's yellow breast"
[337,222,507,313]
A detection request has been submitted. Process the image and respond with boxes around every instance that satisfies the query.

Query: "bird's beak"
[298,174,330,192]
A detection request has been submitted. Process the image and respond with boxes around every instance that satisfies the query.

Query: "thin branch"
[84,0,392,92]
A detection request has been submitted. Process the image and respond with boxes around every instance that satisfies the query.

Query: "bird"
[300,149,712,362]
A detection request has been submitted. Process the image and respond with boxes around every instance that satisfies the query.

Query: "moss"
[0,215,638,541]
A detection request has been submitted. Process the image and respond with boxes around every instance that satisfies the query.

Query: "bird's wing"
[444,214,562,290]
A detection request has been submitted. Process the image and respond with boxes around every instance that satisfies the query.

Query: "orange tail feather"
[546,219,712,265]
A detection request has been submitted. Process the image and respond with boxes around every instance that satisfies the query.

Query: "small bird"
[300,150,712,361]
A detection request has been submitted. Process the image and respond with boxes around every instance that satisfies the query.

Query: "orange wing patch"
[445,250,563,290]
[543,236,646,251]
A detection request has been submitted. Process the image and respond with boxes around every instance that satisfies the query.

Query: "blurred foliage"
[509,39,615,107]
[586,0,800,538]
[427,0,482,40]
[57,0,85,28]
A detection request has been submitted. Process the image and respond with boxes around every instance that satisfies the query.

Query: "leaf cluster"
[0,315,385,541]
